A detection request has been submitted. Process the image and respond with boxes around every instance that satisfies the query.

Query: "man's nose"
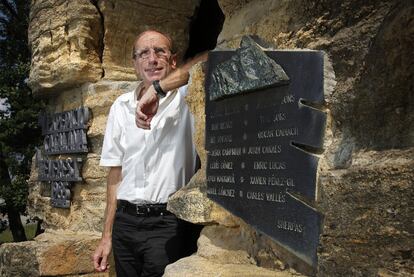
[147,50,158,63]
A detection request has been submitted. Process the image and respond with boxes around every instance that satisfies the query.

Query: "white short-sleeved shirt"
[100,84,197,204]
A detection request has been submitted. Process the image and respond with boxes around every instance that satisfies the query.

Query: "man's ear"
[170,54,178,70]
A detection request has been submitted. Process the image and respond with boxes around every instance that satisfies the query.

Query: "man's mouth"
[145,67,163,74]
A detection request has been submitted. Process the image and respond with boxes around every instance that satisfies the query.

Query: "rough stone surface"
[217,0,414,150]
[24,0,201,275]
[29,0,200,93]
[164,255,300,277]
[213,0,414,275]
[0,241,39,277]
[18,0,414,276]
[167,0,414,276]
[18,0,192,276]
[318,149,414,276]
[29,0,103,93]
[27,81,136,233]
[0,231,105,277]
[36,231,101,275]
[209,36,289,100]
[196,225,256,265]
[98,0,199,80]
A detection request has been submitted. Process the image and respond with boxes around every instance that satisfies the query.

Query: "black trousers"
[112,208,185,277]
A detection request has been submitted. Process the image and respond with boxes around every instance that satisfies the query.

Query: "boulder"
[0,231,108,277]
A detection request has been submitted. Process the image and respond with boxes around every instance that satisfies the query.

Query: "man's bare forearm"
[136,52,208,129]
[158,52,208,92]
[102,166,122,239]
[92,166,121,272]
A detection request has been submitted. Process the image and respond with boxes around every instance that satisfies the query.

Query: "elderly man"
[92,30,206,277]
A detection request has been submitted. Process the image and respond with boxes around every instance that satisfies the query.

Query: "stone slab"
[205,50,326,267]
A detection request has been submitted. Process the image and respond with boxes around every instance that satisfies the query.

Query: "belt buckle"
[136,205,146,216]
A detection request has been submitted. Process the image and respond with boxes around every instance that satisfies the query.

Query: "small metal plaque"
[39,107,89,155]
[37,106,90,208]
[42,129,88,155]
[38,158,82,182]
[205,49,326,267]
[50,181,71,208]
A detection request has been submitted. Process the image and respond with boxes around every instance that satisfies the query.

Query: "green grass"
[0,223,37,243]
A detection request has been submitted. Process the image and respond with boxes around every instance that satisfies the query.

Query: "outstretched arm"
[92,166,122,272]
[135,52,208,129]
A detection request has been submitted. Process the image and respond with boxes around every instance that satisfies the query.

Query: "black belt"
[117,200,172,217]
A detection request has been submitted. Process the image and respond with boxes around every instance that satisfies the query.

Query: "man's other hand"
[92,237,112,272]
[136,85,159,129]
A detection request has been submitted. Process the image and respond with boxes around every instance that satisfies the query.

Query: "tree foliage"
[0,0,44,241]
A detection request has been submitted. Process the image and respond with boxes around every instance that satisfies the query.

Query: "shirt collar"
[118,82,143,109]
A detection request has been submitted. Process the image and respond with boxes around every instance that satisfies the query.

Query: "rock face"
[98,0,199,80]
[28,81,137,233]
[28,0,103,93]
[4,0,201,276]
[171,0,414,276]
[1,0,412,276]
[0,231,105,277]
[29,0,199,93]
[319,149,414,276]
[208,36,290,100]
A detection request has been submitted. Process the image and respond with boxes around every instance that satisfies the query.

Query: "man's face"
[133,31,177,87]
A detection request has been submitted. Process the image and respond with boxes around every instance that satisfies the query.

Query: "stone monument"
[0,1,412,277]
[206,36,326,269]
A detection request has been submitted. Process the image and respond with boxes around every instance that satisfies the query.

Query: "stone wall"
[26,0,198,232]
[0,0,412,276]
[1,0,199,276]
[28,0,198,92]
[168,0,414,276]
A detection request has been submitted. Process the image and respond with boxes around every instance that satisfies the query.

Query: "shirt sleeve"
[178,84,189,97]
[99,103,124,167]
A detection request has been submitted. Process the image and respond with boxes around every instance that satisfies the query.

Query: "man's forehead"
[135,31,172,49]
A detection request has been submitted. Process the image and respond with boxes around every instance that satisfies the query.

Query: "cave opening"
[177,0,225,259]
[184,0,225,59]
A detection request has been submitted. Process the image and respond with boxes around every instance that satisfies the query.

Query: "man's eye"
[155,48,167,55]
[139,50,149,58]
